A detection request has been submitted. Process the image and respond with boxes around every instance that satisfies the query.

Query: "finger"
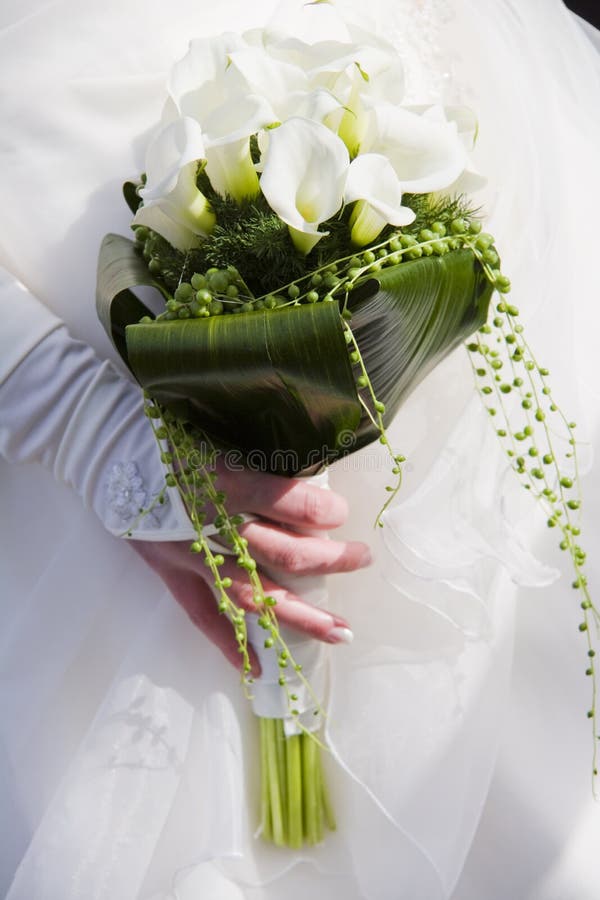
[238,520,372,576]
[216,559,353,644]
[216,465,349,530]
[186,597,262,677]
[141,552,261,676]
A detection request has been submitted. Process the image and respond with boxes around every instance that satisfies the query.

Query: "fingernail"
[327,626,354,644]
[360,547,373,567]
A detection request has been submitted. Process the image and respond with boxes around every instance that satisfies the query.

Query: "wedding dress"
[1,1,599,898]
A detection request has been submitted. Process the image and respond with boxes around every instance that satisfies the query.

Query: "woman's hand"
[132,465,371,674]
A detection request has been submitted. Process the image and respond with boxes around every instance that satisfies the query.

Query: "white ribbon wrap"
[246,470,330,735]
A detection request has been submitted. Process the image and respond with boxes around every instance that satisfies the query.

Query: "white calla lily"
[227,31,347,130]
[202,93,276,200]
[345,153,415,245]
[261,36,361,80]
[365,103,469,193]
[169,37,278,202]
[259,34,403,155]
[419,105,487,195]
[254,88,343,174]
[260,117,349,255]
[167,34,248,121]
[261,33,403,100]
[292,87,343,121]
[133,204,200,253]
[205,136,260,203]
[139,117,204,202]
[332,62,373,156]
[133,117,215,251]
[227,46,309,119]
[313,43,404,103]
[333,44,404,155]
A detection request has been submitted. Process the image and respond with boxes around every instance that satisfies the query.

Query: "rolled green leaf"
[96,233,165,366]
[348,249,493,447]
[125,303,362,475]
[97,236,492,473]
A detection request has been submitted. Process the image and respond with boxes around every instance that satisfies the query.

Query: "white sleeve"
[0,268,195,541]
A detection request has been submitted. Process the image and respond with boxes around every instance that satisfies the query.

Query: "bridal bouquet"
[97,1,597,845]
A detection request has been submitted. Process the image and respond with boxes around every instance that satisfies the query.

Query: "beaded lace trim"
[106,461,166,530]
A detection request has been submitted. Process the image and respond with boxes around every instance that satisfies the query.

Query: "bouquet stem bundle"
[260,719,335,847]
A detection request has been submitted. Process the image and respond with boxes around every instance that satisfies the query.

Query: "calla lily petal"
[201,94,277,200]
[202,93,276,147]
[227,47,309,119]
[345,153,415,244]
[366,103,469,193]
[418,104,479,149]
[254,89,343,173]
[346,153,415,223]
[167,34,248,121]
[140,117,206,202]
[260,117,349,254]
[279,88,343,128]
[135,118,215,251]
[414,104,487,195]
[163,162,215,233]
[261,36,357,75]
[206,138,261,202]
[133,202,201,252]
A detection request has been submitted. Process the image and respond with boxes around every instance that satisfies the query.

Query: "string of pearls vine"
[140,217,598,773]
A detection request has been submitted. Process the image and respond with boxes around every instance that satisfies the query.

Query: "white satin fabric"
[0,274,196,540]
[0,1,599,898]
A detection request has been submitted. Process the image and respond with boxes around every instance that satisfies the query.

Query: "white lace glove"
[0,268,195,541]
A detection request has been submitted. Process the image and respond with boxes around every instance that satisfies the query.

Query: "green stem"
[313,739,324,843]
[286,732,303,849]
[320,756,336,832]
[302,732,319,845]
[274,719,288,830]
[265,719,286,846]
[260,718,272,843]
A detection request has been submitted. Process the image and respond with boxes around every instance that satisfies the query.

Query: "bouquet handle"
[246,470,330,736]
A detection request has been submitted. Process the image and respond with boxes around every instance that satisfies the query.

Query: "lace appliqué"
[106,461,167,532]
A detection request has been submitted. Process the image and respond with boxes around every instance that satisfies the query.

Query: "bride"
[1,1,599,898]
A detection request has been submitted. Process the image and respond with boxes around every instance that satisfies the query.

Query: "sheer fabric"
[0,2,599,898]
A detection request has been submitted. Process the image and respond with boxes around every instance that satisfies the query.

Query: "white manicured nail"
[327,626,354,644]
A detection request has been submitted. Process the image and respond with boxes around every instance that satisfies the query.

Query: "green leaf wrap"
[96,233,167,365]
[126,303,362,474]
[97,236,493,474]
[349,250,493,447]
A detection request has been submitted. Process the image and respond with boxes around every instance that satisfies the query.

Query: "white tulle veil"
[1,1,599,898]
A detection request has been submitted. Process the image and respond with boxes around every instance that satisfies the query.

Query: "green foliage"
[401,192,477,236]
[131,164,478,300]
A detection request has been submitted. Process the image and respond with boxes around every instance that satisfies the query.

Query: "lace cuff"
[0,269,195,541]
